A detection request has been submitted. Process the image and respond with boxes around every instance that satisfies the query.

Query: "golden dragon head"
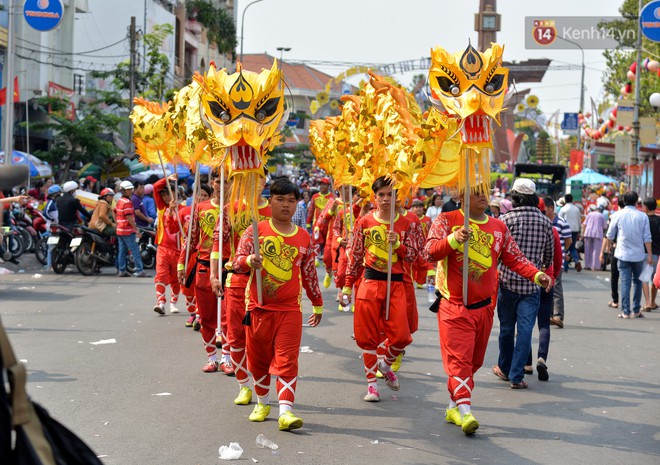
[428,42,508,150]
[195,60,288,177]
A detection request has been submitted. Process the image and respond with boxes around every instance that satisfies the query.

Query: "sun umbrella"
[566,168,617,185]
[0,151,52,178]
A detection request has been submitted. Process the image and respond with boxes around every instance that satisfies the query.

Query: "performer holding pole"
[342,176,417,403]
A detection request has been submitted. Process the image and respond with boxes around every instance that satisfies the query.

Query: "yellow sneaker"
[315,258,320,267]
[391,350,405,373]
[234,387,252,405]
[323,273,332,288]
[461,412,479,434]
[278,411,303,431]
[375,370,384,379]
[445,407,461,426]
[248,403,270,422]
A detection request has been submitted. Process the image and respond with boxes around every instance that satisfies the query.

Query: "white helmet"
[62,181,78,193]
[119,180,134,191]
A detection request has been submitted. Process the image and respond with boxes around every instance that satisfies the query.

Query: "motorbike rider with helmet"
[89,188,117,237]
[56,181,91,229]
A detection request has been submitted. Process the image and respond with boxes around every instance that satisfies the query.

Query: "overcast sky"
[240,0,627,120]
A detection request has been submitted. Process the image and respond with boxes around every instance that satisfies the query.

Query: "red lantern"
[630,61,637,73]
[617,125,624,131]
[608,119,614,128]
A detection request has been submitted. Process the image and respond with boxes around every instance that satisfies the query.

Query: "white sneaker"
[169,303,180,314]
[153,303,165,315]
[363,386,380,402]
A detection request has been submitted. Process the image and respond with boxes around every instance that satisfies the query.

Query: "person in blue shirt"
[143,184,157,223]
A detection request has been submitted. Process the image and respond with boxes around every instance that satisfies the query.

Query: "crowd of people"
[2,170,658,437]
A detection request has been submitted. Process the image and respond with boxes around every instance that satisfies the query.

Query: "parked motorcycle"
[136,226,157,270]
[48,224,80,274]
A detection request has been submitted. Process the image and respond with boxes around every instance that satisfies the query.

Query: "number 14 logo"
[533,20,556,46]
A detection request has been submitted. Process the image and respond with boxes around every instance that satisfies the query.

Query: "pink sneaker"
[363,386,380,402]
[382,369,400,391]
[185,314,195,327]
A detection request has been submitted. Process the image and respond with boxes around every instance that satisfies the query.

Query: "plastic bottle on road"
[256,433,279,450]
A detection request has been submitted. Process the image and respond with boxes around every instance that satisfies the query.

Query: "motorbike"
[48,224,81,274]
[72,226,120,276]
[136,226,157,270]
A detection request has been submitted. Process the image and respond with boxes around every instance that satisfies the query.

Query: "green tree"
[186,0,237,57]
[90,23,175,106]
[27,97,123,182]
[601,0,660,117]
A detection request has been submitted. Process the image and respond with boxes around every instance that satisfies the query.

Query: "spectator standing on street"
[115,181,147,278]
[426,194,444,222]
[493,178,554,389]
[131,181,154,229]
[583,204,608,271]
[441,190,461,213]
[605,191,652,319]
[559,194,583,272]
[143,184,158,223]
[642,197,660,311]
[292,190,310,230]
[545,197,572,328]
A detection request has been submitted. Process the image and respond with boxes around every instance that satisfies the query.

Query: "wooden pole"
[384,188,397,321]
[462,151,470,306]
[183,163,200,274]
[252,217,263,305]
[216,164,225,339]
[156,150,185,237]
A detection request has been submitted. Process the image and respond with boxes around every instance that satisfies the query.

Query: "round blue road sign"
[24,0,64,32]
[640,0,660,42]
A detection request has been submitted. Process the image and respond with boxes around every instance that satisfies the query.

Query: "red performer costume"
[168,204,199,326]
[152,177,182,315]
[424,203,549,433]
[342,180,418,402]
[306,179,335,257]
[233,179,323,431]
[178,185,221,372]
[315,197,340,282]
[212,198,271,400]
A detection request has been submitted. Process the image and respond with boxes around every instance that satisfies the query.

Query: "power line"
[15,52,119,73]
[16,36,129,56]
[16,44,130,59]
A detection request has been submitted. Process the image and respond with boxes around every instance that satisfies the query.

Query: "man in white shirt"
[558,194,582,272]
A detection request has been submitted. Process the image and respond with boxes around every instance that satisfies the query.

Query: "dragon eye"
[208,101,230,122]
[255,97,281,122]
[450,85,460,96]
[484,74,505,94]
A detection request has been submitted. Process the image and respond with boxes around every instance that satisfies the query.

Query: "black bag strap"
[0,315,57,464]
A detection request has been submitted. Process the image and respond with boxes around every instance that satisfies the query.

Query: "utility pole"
[129,16,137,155]
[630,0,643,192]
[3,0,16,164]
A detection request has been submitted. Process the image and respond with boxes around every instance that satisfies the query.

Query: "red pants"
[195,262,218,359]
[154,246,180,305]
[404,280,418,334]
[246,309,302,409]
[323,239,333,274]
[334,247,348,289]
[180,252,197,314]
[438,299,494,406]
[225,285,249,384]
[354,279,412,383]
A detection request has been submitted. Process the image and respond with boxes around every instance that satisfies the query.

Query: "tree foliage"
[601,0,660,116]
[186,0,237,57]
[28,97,123,182]
[90,23,175,106]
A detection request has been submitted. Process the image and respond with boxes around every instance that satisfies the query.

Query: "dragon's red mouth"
[230,142,267,172]
[460,112,491,144]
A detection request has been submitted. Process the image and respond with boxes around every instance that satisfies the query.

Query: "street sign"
[286,115,300,127]
[23,0,64,32]
[640,0,660,42]
[561,112,579,134]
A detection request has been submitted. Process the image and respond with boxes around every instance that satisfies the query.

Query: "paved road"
[1,261,659,465]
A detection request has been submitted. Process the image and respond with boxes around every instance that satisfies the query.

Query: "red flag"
[0,77,20,106]
[569,149,584,176]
